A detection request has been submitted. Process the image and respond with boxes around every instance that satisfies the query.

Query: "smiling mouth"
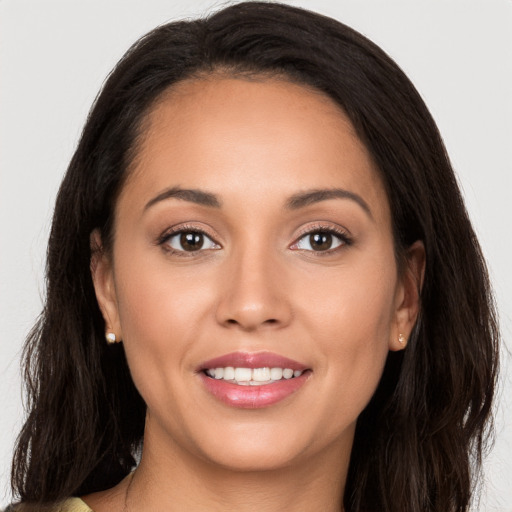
[203,366,305,386]
[198,351,311,408]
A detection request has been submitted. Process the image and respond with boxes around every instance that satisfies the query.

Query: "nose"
[215,246,292,331]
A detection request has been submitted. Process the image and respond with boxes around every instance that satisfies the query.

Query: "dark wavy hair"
[11,2,499,511]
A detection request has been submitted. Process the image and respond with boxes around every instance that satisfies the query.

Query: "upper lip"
[199,351,309,372]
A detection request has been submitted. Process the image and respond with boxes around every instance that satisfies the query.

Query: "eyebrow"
[144,186,222,210]
[144,185,372,218]
[286,188,373,218]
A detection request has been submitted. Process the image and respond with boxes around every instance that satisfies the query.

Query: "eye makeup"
[155,220,353,259]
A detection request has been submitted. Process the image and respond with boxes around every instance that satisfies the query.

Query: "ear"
[389,240,426,351]
[90,229,122,341]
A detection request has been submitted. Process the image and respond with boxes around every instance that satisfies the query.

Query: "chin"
[201,442,303,473]
[187,418,348,474]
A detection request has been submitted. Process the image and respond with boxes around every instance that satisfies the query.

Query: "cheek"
[111,248,216,400]
[297,253,397,416]
[300,251,397,343]
[114,240,213,336]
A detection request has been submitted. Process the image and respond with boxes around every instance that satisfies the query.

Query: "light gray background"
[1,0,511,510]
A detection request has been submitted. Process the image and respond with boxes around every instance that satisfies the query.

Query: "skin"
[87,77,425,512]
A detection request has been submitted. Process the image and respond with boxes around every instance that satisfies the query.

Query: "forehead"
[120,77,389,223]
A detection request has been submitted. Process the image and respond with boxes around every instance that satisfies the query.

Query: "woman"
[7,2,499,511]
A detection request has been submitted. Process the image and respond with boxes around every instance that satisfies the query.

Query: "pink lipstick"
[198,351,311,409]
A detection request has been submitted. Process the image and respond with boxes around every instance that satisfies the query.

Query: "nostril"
[223,317,279,329]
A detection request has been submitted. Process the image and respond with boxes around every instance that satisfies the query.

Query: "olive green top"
[50,499,93,512]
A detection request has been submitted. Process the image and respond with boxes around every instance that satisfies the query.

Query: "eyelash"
[157,224,220,257]
[291,224,353,255]
[157,223,352,257]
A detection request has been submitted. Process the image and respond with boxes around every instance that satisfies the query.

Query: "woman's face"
[93,77,422,473]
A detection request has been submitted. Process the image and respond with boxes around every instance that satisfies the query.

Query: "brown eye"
[309,232,333,251]
[166,230,219,253]
[293,230,346,252]
[180,232,204,251]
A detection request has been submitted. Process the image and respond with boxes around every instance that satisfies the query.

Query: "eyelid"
[289,222,353,252]
[155,221,351,255]
[156,223,222,254]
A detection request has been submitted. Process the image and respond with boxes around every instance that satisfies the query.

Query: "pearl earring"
[105,332,117,344]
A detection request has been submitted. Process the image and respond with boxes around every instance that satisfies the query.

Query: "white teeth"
[252,367,271,381]
[270,367,283,380]
[205,366,304,384]
[223,366,235,380]
[234,367,252,382]
[282,368,294,379]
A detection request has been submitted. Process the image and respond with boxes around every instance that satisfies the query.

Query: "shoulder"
[3,498,93,512]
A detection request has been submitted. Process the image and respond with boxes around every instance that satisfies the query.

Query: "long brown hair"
[12,3,499,511]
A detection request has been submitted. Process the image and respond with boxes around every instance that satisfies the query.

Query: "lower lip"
[199,372,310,409]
